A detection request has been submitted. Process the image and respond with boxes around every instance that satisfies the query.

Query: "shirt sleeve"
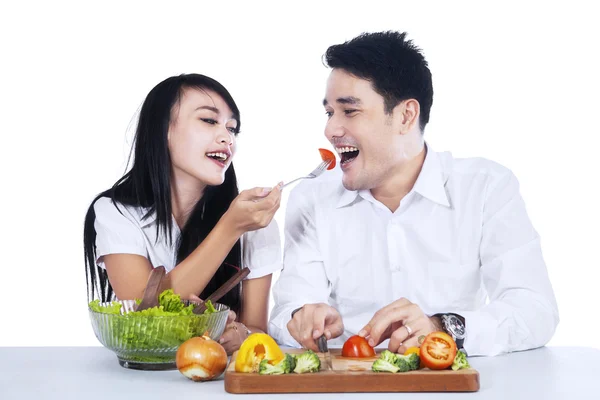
[93,197,148,268]
[242,219,282,280]
[452,170,559,356]
[268,184,332,347]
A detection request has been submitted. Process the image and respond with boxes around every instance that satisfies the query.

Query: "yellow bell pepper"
[234,333,285,373]
[404,346,425,369]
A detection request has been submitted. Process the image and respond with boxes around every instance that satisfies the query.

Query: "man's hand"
[287,303,344,351]
[358,298,442,354]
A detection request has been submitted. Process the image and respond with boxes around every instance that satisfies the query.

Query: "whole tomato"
[341,335,376,358]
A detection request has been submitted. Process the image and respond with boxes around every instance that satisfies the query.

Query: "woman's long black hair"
[83,74,243,314]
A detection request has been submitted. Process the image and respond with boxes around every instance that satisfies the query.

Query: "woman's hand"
[219,321,251,355]
[223,183,282,234]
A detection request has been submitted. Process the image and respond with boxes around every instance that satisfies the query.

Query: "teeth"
[206,152,228,161]
[335,146,359,154]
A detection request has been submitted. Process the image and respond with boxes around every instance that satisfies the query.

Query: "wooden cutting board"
[224,348,480,394]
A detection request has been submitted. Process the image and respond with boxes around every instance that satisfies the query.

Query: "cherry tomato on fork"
[318,148,337,170]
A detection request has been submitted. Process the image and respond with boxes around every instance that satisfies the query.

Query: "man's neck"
[371,146,427,212]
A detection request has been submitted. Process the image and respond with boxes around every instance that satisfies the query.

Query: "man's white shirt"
[269,145,558,356]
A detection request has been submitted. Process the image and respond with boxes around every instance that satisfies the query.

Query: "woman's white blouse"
[93,197,282,280]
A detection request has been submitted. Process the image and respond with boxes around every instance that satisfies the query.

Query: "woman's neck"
[170,173,206,229]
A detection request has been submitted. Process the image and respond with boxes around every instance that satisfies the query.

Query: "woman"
[83,73,282,354]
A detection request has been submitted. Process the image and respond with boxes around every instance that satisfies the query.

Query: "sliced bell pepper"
[234,333,285,373]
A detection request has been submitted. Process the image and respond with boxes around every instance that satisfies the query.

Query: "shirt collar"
[335,143,450,209]
[412,145,451,207]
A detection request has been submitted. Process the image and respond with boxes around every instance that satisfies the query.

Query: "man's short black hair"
[324,31,433,132]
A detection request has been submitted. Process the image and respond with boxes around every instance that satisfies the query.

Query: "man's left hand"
[358,298,442,354]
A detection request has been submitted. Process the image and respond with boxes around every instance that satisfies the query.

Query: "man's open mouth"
[336,146,359,166]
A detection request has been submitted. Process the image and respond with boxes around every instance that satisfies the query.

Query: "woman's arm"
[104,214,241,300]
[103,186,281,300]
[240,274,273,332]
[218,274,273,354]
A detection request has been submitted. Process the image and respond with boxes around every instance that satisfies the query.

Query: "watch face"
[446,315,466,338]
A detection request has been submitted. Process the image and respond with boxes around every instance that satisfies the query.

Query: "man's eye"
[325,111,333,118]
[344,109,358,115]
[227,127,238,135]
[201,118,218,125]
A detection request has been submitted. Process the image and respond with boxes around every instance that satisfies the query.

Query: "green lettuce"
[89,290,218,363]
[89,299,122,315]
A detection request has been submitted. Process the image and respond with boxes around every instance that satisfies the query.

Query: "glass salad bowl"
[89,298,229,370]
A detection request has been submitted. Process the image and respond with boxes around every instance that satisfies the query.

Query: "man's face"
[324,69,405,191]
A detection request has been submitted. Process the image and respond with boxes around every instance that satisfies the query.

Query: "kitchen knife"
[317,334,333,371]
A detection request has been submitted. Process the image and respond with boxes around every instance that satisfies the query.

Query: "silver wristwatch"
[438,313,466,352]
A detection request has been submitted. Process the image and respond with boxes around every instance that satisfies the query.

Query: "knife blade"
[317,334,333,371]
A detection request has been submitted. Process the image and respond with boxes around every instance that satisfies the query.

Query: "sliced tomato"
[419,332,457,370]
[341,335,376,358]
[318,148,336,170]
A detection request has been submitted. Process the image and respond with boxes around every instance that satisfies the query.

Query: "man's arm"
[268,184,332,347]
[452,170,559,356]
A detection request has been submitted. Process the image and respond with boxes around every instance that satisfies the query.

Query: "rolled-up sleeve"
[455,171,559,356]
[268,184,331,347]
[93,197,147,268]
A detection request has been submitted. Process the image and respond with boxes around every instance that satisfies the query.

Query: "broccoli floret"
[395,353,420,371]
[293,350,321,373]
[393,356,411,373]
[379,350,398,364]
[372,359,400,373]
[258,354,297,375]
[258,359,281,375]
[371,350,419,373]
[451,350,471,371]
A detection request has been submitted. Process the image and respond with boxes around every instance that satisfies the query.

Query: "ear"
[394,99,420,135]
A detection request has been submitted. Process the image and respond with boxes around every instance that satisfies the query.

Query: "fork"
[282,160,331,189]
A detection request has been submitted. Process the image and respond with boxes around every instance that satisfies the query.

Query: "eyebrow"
[194,106,237,125]
[195,106,220,113]
[322,96,362,106]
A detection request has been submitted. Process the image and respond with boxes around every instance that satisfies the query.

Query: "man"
[268,31,558,356]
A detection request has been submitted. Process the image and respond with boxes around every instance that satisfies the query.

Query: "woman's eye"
[227,127,238,135]
[201,118,218,125]
[325,111,333,118]
[344,109,358,115]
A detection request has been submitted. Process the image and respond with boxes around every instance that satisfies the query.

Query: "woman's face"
[168,87,238,188]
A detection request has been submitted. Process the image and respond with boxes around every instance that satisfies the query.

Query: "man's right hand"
[286,303,344,351]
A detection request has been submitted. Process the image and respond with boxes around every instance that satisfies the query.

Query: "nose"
[324,116,345,141]
[216,127,234,146]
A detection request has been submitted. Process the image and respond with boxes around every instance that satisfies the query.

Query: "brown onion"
[176,336,228,381]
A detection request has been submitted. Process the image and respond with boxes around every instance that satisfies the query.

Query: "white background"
[0,0,598,349]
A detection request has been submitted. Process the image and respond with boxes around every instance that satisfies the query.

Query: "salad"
[89,289,217,362]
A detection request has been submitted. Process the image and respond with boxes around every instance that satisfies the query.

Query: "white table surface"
[0,346,596,399]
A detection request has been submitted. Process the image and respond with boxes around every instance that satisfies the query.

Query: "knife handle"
[316,334,328,353]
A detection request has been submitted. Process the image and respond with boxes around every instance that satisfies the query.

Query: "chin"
[342,169,374,192]
[342,175,361,191]
[207,176,226,186]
